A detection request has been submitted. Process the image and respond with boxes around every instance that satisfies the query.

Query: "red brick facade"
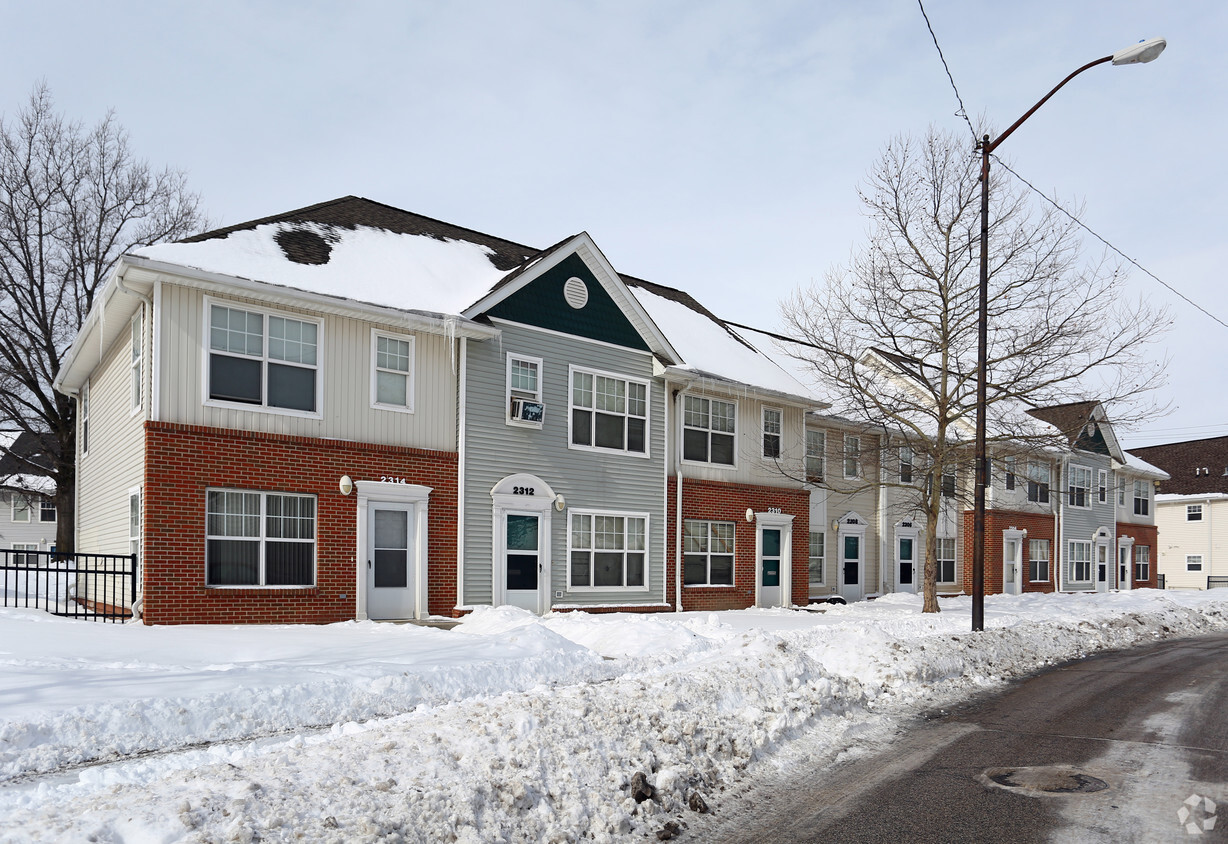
[961,509,1057,595]
[1115,522,1159,588]
[142,421,458,625]
[666,477,810,611]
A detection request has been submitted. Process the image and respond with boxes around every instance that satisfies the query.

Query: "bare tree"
[0,84,206,552]
[781,128,1169,613]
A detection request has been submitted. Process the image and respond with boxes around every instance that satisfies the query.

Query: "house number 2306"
[513,486,535,495]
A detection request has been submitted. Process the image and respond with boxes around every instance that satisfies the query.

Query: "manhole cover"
[981,765,1109,797]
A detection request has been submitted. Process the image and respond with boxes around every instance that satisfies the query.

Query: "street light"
[970,37,1166,632]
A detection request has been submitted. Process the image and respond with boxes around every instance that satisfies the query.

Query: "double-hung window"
[129,489,141,556]
[208,303,320,414]
[1134,545,1150,582]
[1133,481,1150,516]
[1004,456,1016,491]
[899,446,913,483]
[569,512,646,589]
[941,471,956,499]
[936,537,956,583]
[372,331,415,411]
[762,407,782,459]
[506,354,543,426]
[1187,504,1204,522]
[809,531,825,586]
[571,368,647,454]
[1068,540,1092,583]
[11,496,30,523]
[805,430,825,483]
[80,380,90,456]
[1028,539,1050,582]
[683,396,734,465]
[130,313,143,412]
[843,435,861,479]
[1068,466,1092,508]
[684,520,734,586]
[1027,462,1051,504]
[206,490,316,587]
[1187,554,1203,572]
[1097,470,1108,504]
[39,500,56,522]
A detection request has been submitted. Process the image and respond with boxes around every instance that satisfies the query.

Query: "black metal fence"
[0,549,137,622]
[1209,576,1228,590]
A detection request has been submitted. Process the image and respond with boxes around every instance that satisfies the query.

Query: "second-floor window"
[571,369,647,455]
[1068,465,1092,508]
[372,332,415,411]
[762,408,782,459]
[1097,470,1107,504]
[1187,504,1204,521]
[805,430,825,483]
[1027,462,1050,504]
[130,313,143,412]
[1133,481,1150,516]
[683,396,734,465]
[11,496,30,522]
[844,435,861,479]
[208,303,319,413]
[1004,456,1016,491]
[899,446,913,483]
[39,500,55,522]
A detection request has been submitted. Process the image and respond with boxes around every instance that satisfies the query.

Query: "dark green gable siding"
[485,254,651,352]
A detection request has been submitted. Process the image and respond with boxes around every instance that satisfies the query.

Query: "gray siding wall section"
[462,323,665,607]
[1060,452,1115,589]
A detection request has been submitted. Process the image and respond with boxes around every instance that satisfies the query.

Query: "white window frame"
[1027,461,1050,504]
[936,537,957,584]
[1097,469,1107,504]
[128,486,141,557]
[130,312,143,414]
[1118,480,1126,506]
[1068,465,1093,509]
[805,429,825,484]
[808,530,825,587]
[683,520,736,587]
[899,445,913,484]
[80,379,90,457]
[11,543,38,566]
[203,298,324,419]
[370,329,415,413]
[205,488,317,588]
[843,435,861,479]
[1186,554,1203,572]
[39,500,56,523]
[1133,480,1150,516]
[568,366,650,458]
[566,510,649,592]
[1187,503,1203,522]
[682,395,736,467]
[11,495,30,523]
[1028,539,1050,583]
[1134,545,1150,582]
[762,407,782,459]
[505,353,544,428]
[1068,540,1093,584]
[1004,456,1016,491]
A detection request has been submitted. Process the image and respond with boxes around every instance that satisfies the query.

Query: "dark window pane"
[594,413,624,450]
[210,355,261,404]
[762,529,781,556]
[844,561,859,585]
[683,429,708,462]
[900,562,913,585]
[506,515,538,551]
[711,554,734,585]
[762,559,780,587]
[506,553,538,590]
[571,551,591,587]
[268,363,316,411]
[268,542,314,585]
[572,409,592,446]
[207,539,259,585]
[373,549,407,588]
[684,555,708,585]
[711,433,734,465]
[900,538,913,560]
[844,535,859,559]
[594,552,623,586]
[627,418,646,453]
[764,435,780,459]
[627,553,644,587]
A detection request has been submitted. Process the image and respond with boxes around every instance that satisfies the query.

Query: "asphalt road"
[691,633,1228,843]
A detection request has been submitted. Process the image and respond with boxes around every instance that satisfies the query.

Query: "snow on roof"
[630,285,820,403]
[0,473,55,496]
[1117,450,1169,480]
[135,222,514,316]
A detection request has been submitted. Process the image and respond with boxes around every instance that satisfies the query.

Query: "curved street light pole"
[971,38,1166,632]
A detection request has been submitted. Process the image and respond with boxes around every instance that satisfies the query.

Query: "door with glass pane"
[841,533,863,602]
[367,504,414,619]
[896,536,916,594]
[1095,541,1111,592]
[1118,546,1132,590]
[758,527,783,607]
[1003,538,1022,595]
[505,513,541,612]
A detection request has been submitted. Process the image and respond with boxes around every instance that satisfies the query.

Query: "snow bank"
[1,591,1226,842]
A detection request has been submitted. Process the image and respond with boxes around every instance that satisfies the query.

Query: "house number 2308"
[513,486,535,495]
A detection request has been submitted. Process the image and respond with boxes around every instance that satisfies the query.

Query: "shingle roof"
[1128,436,1228,495]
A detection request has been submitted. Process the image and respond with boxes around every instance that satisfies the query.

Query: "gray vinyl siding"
[77,308,147,558]
[0,493,57,550]
[155,283,458,451]
[462,323,665,607]
[1060,452,1115,590]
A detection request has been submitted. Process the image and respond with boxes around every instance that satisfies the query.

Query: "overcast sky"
[3,1,1223,448]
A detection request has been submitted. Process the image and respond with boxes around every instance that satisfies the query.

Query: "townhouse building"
[0,432,58,559]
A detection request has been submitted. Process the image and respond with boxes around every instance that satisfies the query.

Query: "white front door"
[1118,545,1132,590]
[896,535,917,594]
[367,504,415,620]
[840,533,863,602]
[1003,538,1023,595]
[1095,541,1111,592]
[504,512,542,612]
[758,527,783,607]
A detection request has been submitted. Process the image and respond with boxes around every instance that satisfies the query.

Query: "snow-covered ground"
[2,590,1227,843]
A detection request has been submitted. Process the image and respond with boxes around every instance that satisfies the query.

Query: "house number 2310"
[513,486,535,495]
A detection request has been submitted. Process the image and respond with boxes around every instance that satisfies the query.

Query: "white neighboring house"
[1154,493,1228,590]
[0,431,58,561]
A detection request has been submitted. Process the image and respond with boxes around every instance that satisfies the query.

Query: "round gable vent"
[563,277,589,309]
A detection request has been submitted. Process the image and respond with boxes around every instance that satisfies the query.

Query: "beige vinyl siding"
[673,388,811,488]
[155,284,458,451]
[1156,496,1227,589]
[77,307,147,557]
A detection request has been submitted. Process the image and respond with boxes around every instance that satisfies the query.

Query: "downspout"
[456,337,468,610]
[1054,457,1062,591]
[878,432,888,596]
[115,268,153,620]
[674,386,685,612]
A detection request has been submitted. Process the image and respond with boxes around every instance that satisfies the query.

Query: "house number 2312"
[513,486,535,495]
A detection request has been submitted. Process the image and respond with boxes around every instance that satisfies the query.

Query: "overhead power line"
[916,0,978,142]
